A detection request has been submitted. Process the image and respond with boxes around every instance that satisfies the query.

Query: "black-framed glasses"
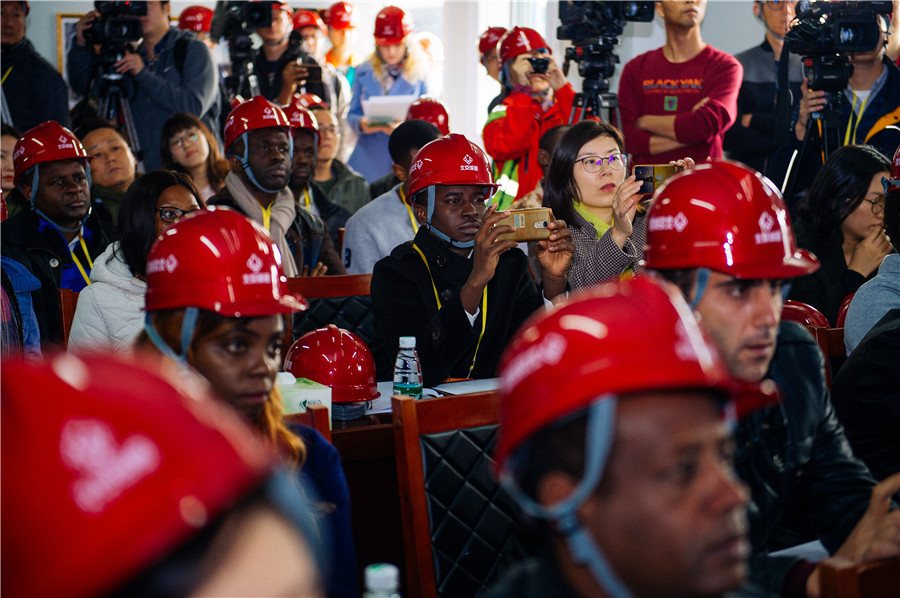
[576,153,627,173]
[861,193,886,215]
[158,207,199,224]
[169,131,200,149]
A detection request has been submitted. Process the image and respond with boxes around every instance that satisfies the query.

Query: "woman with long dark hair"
[789,144,893,324]
[160,113,230,201]
[68,170,204,353]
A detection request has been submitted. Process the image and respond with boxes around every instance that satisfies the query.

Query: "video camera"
[557,1,654,119]
[211,1,274,64]
[784,1,892,102]
[85,1,146,64]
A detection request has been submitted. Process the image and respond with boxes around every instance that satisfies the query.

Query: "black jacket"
[1,207,112,347]
[740,321,879,595]
[305,181,349,251]
[371,227,544,386]
[1,38,71,131]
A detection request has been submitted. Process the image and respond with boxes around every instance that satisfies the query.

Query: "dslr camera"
[211,0,275,65]
[85,1,146,65]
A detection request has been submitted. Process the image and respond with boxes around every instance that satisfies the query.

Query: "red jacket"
[483,83,575,207]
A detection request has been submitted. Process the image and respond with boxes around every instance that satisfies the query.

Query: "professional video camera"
[557,1,654,122]
[211,0,275,98]
[84,1,146,65]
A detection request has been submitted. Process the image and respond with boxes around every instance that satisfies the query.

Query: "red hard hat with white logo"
[642,160,820,279]
[498,26,550,66]
[325,1,357,29]
[407,134,498,197]
[293,9,327,35]
[374,6,413,46]
[1,351,276,598]
[223,95,291,153]
[284,324,379,404]
[283,102,320,143]
[886,144,900,192]
[292,92,329,110]
[496,277,735,470]
[178,5,213,32]
[479,26,507,55]
[406,97,450,136]
[144,207,307,317]
[13,121,89,186]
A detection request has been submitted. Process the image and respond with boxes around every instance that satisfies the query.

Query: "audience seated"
[76,120,139,223]
[371,134,572,386]
[309,105,370,214]
[644,160,899,597]
[69,170,203,354]
[483,27,574,208]
[160,113,230,202]
[1,121,112,348]
[135,207,357,598]
[346,6,430,183]
[789,145,893,325]
[343,119,441,275]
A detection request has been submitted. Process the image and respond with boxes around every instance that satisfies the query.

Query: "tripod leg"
[118,95,145,172]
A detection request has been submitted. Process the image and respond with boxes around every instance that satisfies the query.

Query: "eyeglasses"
[170,131,200,149]
[576,153,627,173]
[318,125,338,136]
[764,1,796,12]
[861,193,886,215]
[158,207,200,224]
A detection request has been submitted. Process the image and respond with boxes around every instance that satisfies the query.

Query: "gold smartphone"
[496,208,553,242]
[633,164,679,196]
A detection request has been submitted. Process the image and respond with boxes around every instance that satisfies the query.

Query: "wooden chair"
[392,391,525,598]
[819,555,900,598]
[57,288,80,349]
[285,404,331,443]
[286,273,372,299]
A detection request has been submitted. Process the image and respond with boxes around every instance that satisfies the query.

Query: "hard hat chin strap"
[144,307,200,364]
[423,185,476,249]
[239,132,293,195]
[690,267,711,310]
[499,398,635,598]
[26,163,94,234]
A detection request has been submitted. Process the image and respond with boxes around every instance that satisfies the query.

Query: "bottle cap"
[399,336,416,349]
[365,562,399,592]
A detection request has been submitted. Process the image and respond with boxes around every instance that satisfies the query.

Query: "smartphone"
[297,64,323,83]
[496,208,553,242]
[633,164,679,196]
[527,57,550,74]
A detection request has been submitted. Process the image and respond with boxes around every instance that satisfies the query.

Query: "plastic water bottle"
[393,336,423,401]
[363,563,401,598]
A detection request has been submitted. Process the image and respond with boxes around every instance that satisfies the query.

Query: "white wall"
[20,1,767,146]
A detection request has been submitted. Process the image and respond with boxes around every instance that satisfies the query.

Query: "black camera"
[528,57,550,74]
[85,1,146,48]
[211,0,274,43]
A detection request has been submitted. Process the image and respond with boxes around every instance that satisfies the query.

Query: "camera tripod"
[782,101,844,207]
[569,82,622,130]
[223,35,261,101]
[95,69,144,171]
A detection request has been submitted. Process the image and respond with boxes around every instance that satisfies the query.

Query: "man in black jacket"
[371,134,573,386]
[1,121,111,347]
[644,160,900,598]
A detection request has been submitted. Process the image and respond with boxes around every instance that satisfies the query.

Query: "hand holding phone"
[632,164,679,196]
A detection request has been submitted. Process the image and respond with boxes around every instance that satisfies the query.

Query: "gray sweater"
[342,184,417,274]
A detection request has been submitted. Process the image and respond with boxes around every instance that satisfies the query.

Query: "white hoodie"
[69,242,147,354]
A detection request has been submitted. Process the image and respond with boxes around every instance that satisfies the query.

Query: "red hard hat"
[479,26,507,55]
[13,121,89,186]
[271,0,293,20]
[283,102,321,143]
[1,351,276,598]
[230,94,246,110]
[292,92,329,110]
[407,134,499,198]
[293,9,327,35]
[496,277,735,470]
[406,96,450,136]
[887,144,900,191]
[498,26,550,66]
[178,5,213,32]
[374,6,413,46]
[284,325,379,404]
[643,160,820,279]
[223,95,291,153]
[144,207,307,317]
[325,1,357,29]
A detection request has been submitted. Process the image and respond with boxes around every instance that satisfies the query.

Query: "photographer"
[67,1,222,171]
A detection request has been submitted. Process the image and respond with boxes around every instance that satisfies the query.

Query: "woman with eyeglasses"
[789,144,894,324]
[542,120,692,290]
[69,170,204,353]
[160,113,230,201]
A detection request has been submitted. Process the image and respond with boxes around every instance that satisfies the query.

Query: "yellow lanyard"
[844,90,870,146]
[412,243,487,379]
[1,66,12,85]
[69,233,94,286]
[399,187,418,233]
[260,202,273,231]
[301,188,311,212]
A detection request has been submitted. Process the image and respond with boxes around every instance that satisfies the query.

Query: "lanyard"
[844,90,870,146]
[301,188,311,212]
[399,187,418,233]
[412,243,487,379]
[260,202,273,231]
[1,67,12,85]
[69,233,94,286]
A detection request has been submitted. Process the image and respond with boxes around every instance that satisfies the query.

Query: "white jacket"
[69,242,147,354]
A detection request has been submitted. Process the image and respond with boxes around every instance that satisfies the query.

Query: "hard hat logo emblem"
[247,254,263,273]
